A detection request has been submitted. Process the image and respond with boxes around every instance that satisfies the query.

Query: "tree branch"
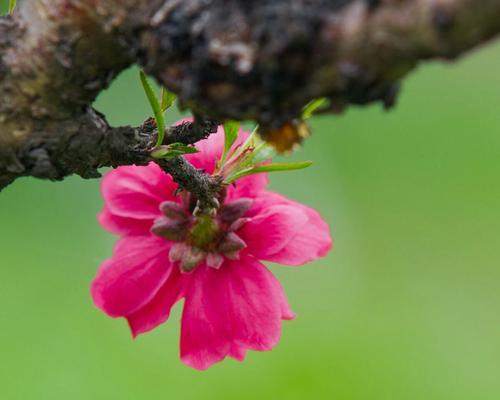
[141,0,500,128]
[1,0,500,194]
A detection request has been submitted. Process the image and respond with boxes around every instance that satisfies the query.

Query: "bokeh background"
[2,2,500,399]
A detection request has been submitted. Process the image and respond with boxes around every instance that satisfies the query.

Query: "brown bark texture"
[1,0,500,194]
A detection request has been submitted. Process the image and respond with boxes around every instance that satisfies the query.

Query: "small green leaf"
[139,70,166,148]
[8,0,16,14]
[225,161,312,184]
[302,97,327,119]
[250,161,313,175]
[225,125,258,166]
[168,143,200,154]
[221,120,240,165]
[160,87,176,111]
[150,143,199,160]
[248,142,276,166]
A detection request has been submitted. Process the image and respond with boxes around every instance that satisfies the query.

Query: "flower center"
[151,198,252,273]
[187,214,223,252]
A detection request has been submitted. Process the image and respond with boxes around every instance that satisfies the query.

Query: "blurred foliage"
[2,0,500,398]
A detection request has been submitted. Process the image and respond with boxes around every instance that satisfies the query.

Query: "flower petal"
[225,173,269,201]
[269,204,332,265]
[127,267,185,337]
[180,256,288,370]
[266,270,296,320]
[102,163,178,220]
[240,192,332,265]
[91,235,172,317]
[183,124,225,173]
[239,204,308,257]
[98,206,153,236]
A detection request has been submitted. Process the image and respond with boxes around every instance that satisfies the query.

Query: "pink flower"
[91,125,332,370]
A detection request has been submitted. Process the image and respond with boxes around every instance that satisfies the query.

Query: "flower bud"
[261,120,311,153]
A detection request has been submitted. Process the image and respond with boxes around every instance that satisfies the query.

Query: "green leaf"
[8,0,16,14]
[221,120,240,164]
[225,161,313,184]
[225,124,258,166]
[168,142,200,153]
[248,142,276,166]
[302,97,327,119]
[150,143,199,159]
[139,70,165,148]
[160,87,176,111]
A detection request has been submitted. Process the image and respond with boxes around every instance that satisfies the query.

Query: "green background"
[2,2,500,399]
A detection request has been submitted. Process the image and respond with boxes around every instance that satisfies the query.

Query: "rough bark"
[1,0,500,194]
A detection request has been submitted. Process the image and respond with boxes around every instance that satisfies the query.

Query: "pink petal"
[127,267,185,337]
[101,163,178,220]
[240,192,332,266]
[229,345,247,362]
[91,235,172,317]
[98,206,152,236]
[269,205,332,265]
[243,191,290,217]
[239,204,308,257]
[180,256,288,370]
[266,270,296,320]
[183,124,225,174]
[225,173,269,201]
